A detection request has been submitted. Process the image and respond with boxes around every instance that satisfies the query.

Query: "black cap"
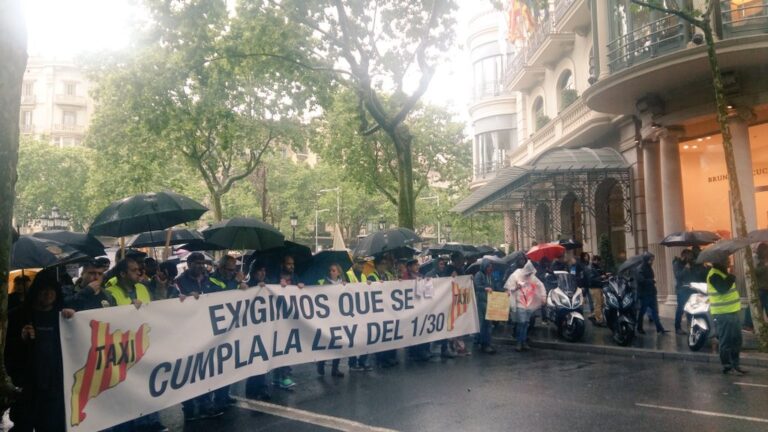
[187,252,206,263]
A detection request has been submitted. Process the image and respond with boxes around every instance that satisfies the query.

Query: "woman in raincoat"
[505,260,547,352]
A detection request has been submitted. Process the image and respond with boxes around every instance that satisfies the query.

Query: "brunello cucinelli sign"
[708,167,768,183]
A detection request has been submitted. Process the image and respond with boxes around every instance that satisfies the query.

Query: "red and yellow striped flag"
[70,320,151,427]
[449,281,472,331]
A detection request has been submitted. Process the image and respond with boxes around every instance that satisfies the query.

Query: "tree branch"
[630,0,704,27]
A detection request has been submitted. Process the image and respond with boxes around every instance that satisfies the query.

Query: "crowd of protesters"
[7,239,768,432]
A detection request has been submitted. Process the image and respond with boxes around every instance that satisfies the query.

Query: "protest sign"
[60,276,478,431]
[485,291,511,321]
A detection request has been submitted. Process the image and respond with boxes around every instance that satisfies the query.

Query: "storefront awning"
[451,147,629,216]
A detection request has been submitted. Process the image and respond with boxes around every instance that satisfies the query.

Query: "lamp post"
[418,195,441,243]
[444,223,452,243]
[318,187,341,224]
[378,218,386,231]
[315,209,330,253]
[289,213,298,241]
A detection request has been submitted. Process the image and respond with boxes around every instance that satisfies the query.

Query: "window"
[21,111,32,126]
[63,111,77,126]
[473,55,504,99]
[473,129,518,177]
[557,70,577,111]
[22,81,34,97]
[532,96,549,131]
[65,82,77,96]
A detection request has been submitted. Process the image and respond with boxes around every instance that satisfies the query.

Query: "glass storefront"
[680,122,768,238]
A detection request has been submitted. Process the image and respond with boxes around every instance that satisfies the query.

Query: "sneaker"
[362,363,373,371]
[722,367,733,374]
[522,343,531,351]
[482,345,497,354]
[140,421,169,432]
[734,367,748,375]
[278,377,296,389]
[316,364,325,376]
[331,368,345,377]
[197,406,224,420]
[514,343,523,353]
[349,364,365,372]
[675,329,687,335]
[637,328,646,334]
[441,350,457,359]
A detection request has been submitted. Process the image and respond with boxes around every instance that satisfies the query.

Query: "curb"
[494,336,768,368]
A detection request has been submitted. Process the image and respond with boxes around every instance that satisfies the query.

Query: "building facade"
[19,56,95,147]
[454,0,768,301]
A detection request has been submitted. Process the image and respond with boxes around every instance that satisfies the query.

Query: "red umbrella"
[526,242,565,262]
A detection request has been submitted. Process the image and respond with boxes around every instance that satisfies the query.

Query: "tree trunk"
[0,0,28,407]
[393,126,416,229]
[211,192,224,222]
[702,22,767,349]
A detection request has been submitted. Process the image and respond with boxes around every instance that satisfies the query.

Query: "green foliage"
[559,89,578,112]
[535,114,551,131]
[14,138,93,230]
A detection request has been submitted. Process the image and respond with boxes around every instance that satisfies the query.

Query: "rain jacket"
[505,260,546,312]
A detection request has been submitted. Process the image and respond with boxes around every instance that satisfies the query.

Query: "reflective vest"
[106,282,152,306]
[706,267,741,315]
[367,271,394,282]
[346,269,367,283]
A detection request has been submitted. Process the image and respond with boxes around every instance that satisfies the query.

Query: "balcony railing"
[53,124,85,134]
[21,95,36,105]
[19,124,34,133]
[474,159,507,179]
[607,15,688,73]
[473,80,507,101]
[55,94,88,106]
[555,0,577,23]
[526,19,554,61]
[721,1,768,38]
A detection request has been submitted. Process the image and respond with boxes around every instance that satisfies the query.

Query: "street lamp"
[318,187,341,224]
[315,209,330,253]
[418,195,441,243]
[444,223,452,242]
[289,213,298,241]
[378,218,386,231]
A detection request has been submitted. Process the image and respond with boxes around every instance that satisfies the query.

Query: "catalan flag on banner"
[507,0,536,42]
[70,320,151,427]
[449,281,472,331]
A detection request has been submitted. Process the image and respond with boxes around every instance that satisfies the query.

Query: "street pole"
[315,209,329,253]
[319,187,341,225]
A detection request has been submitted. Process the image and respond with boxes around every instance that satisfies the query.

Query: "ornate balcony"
[55,94,88,107]
[53,124,86,134]
[554,0,590,34]
[506,19,574,91]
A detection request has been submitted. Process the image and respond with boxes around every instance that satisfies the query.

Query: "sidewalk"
[492,316,768,368]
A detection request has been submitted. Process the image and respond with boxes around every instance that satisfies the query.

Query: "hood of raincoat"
[521,260,536,276]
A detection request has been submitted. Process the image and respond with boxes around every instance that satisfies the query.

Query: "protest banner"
[485,291,511,321]
[60,276,478,432]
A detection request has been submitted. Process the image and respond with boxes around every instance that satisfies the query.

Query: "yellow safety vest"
[106,282,152,306]
[706,268,741,315]
[209,277,227,290]
[346,269,367,283]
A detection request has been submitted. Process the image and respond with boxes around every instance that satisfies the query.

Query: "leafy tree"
[0,0,27,409]
[255,0,459,229]
[14,139,93,230]
[86,0,326,220]
[630,0,767,349]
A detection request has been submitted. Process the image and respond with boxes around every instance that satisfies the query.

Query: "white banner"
[60,276,479,432]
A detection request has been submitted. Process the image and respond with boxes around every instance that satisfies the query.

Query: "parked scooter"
[603,275,636,346]
[545,271,585,342]
[683,282,711,351]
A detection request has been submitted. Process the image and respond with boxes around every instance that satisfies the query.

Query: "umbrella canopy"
[8,268,41,294]
[660,230,720,247]
[617,254,646,275]
[423,243,478,257]
[127,228,204,248]
[12,235,89,270]
[558,238,583,250]
[89,191,208,237]
[201,217,285,251]
[177,239,229,252]
[32,230,106,257]
[302,250,353,285]
[748,229,768,244]
[526,243,566,262]
[252,241,313,276]
[696,238,751,264]
[353,228,422,258]
[465,255,507,275]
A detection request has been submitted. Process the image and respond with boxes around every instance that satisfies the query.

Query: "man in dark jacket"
[586,256,606,326]
[635,252,668,334]
[673,249,697,334]
[473,260,502,354]
[62,260,115,313]
[174,252,216,297]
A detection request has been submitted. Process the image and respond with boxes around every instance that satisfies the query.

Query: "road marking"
[636,403,768,424]
[234,397,399,432]
[734,382,768,388]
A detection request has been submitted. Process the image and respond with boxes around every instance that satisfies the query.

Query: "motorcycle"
[683,282,712,351]
[603,275,636,346]
[545,271,585,342]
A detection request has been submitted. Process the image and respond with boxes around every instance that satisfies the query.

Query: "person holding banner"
[426,257,458,359]
[245,260,272,401]
[474,259,500,354]
[273,255,300,389]
[316,263,347,377]
[346,257,373,371]
[369,257,400,367]
[506,260,546,352]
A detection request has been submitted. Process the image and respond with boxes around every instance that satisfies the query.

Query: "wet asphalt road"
[158,345,768,432]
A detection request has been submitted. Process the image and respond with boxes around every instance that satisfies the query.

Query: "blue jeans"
[478,318,493,346]
[637,296,664,332]
[674,287,693,330]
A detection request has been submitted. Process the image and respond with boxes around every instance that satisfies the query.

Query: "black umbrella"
[201,217,285,251]
[423,243,478,257]
[32,230,106,257]
[303,250,353,285]
[617,254,646,275]
[696,238,751,264]
[89,191,208,237]
[660,230,720,247]
[748,229,768,244]
[12,235,89,270]
[353,228,422,258]
[11,227,19,243]
[127,228,204,248]
[252,241,313,276]
[559,238,584,250]
[465,255,507,275]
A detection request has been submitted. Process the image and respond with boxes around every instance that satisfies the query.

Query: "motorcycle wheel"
[688,326,707,351]
[614,322,634,346]
[561,319,585,342]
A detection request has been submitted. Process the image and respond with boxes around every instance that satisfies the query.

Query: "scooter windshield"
[554,272,577,294]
